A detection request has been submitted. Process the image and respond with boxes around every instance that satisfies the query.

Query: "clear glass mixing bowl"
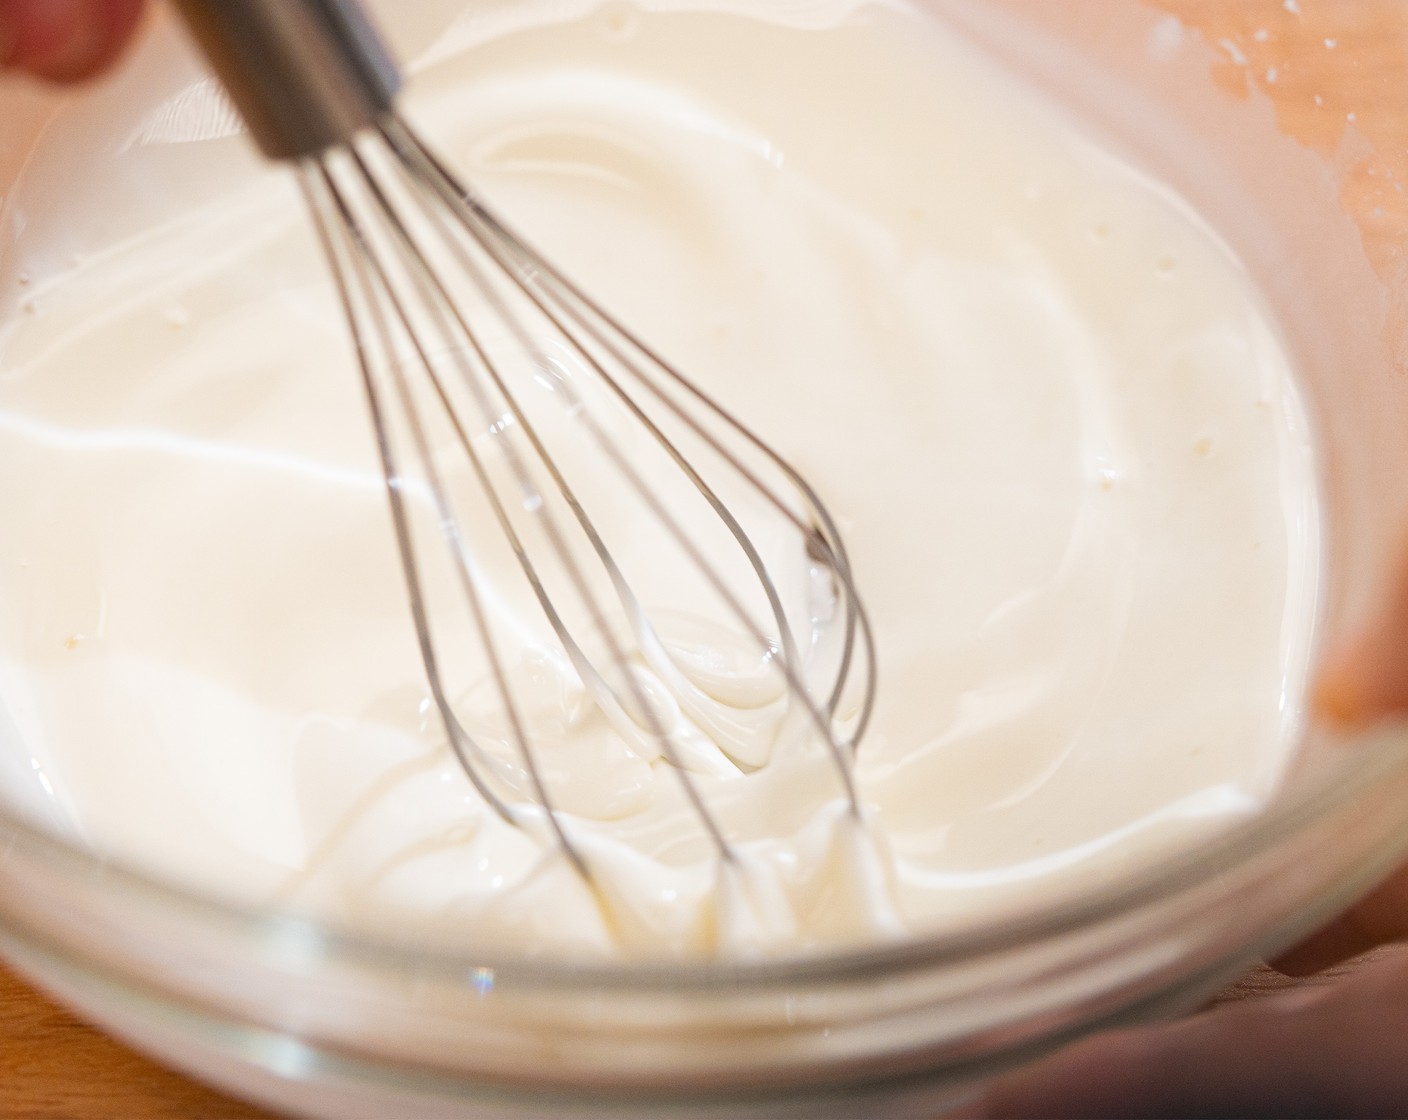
[3,1,1408,1116]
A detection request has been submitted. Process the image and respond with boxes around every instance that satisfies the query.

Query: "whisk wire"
[302,159,591,870]
[298,109,879,872]
[172,0,880,893]
[298,169,519,822]
[382,132,819,767]
[383,118,874,794]
[344,141,745,863]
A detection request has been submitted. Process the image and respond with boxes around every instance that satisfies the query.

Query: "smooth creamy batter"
[0,0,1319,958]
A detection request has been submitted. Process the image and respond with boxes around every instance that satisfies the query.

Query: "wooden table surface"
[0,962,270,1119]
[3,1,1408,1116]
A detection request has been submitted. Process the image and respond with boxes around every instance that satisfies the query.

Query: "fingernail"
[0,6,20,67]
[9,0,106,82]
[32,0,104,81]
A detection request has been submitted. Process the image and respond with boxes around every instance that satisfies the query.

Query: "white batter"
[0,0,1319,958]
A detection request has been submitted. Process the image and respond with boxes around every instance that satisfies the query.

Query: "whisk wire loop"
[343,141,744,864]
[386,120,879,749]
[296,167,537,840]
[383,118,876,791]
[297,111,878,873]
[300,162,595,871]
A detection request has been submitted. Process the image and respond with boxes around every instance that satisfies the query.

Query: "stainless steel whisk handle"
[172,0,403,161]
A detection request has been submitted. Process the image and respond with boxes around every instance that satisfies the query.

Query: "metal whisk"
[173,0,876,872]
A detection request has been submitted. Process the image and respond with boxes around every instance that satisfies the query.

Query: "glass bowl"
[3,1,1408,1116]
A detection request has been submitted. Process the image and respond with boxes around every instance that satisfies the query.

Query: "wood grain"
[0,961,270,1119]
[2,1,1407,1116]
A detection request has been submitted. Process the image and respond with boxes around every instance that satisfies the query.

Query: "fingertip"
[1308,528,1408,729]
[86,0,143,76]
[1,0,143,83]
[1270,916,1367,977]
[1312,644,1371,727]
[1275,862,1408,976]
[3,0,93,80]
[1311,627,1408,729]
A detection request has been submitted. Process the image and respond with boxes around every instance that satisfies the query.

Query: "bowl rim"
[3,721,1407,992]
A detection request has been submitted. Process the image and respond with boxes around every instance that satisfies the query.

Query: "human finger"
[958,944,1408,1118]
[1274,548,1408,973]
[1315,539,1408,728]
[1274,860,1408,976]
[0,0,144,82]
